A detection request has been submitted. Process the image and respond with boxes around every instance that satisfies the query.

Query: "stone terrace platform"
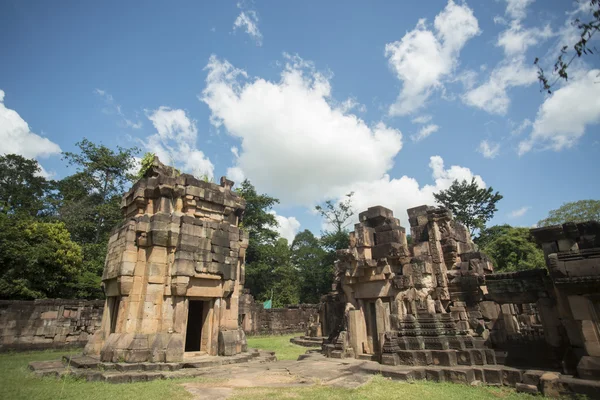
[29,350,600,398]
[28,348,276,383]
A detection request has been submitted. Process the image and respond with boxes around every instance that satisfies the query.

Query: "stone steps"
[381,349,496,367]
[358,362,600,397]
[29,349,276,384]
[289,336,325,347]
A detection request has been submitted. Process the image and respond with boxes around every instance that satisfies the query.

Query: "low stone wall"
[239,295,319,336]
[253,305,319,335]
[0,299,104,352]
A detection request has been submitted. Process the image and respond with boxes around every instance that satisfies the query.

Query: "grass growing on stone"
[246,333,315,360]
[0,349,193,400]
[230,375,537,400]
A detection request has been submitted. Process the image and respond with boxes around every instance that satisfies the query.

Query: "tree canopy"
[433,178,503,236]
[538,199,600,227]
[0,213,83,299]
[0,154,52,217]
[475,225,545,272]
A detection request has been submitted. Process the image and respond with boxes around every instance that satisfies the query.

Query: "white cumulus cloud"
[505,0,534,21]
[145,107,214,179]
[478,140,500,159]
[0,89,61,167]
[201,54,403,206]
[385,0,480,116]
[518,69,600,155]
[269,211,301,243]
[411,124,439,142]
[463,0,552,115]
[336,156,486,228]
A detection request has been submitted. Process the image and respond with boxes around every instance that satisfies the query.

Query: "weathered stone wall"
[0,299,104,352]
[239,293,319,335]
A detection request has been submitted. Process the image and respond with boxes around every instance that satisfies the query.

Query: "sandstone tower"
[84,158,249,362]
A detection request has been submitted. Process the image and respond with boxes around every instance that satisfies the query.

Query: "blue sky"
[1,0,599,241]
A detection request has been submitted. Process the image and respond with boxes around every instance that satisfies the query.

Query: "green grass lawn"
[246,333,315,360]
[231,375,537,400]
[0,349,193,400]
[0,336,540,400]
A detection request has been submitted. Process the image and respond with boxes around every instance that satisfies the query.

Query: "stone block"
[522,370,544,386]
[480,301,499,320]
[568,295,593,321]
[577,356,600,380]
[483,368,503,385]
[431,350,457,366]
[444,368,475,384]
[540,372,566,398]
[425,369,445,382]
[381,353,399,366]
[502,368,523,387]
[218,330,238,356]
[516,383,539,395]
[397,350,432,366]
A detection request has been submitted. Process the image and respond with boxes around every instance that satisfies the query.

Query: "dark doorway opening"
[365,301,379,354]
[108,296,120,334]
[185,300,205,352]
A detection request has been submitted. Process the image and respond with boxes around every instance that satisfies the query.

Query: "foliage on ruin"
[537,199,600,227]
[433,178,503,236]
[535,0,600,93]
[475,225,545,272]
[135,152,156,180]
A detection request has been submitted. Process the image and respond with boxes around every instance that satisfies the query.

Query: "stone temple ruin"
[321,205,495,364]
[84,158,250,362]
[319,205,600,394]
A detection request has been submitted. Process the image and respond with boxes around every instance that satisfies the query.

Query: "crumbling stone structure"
[323,204,600,391]
[84,158,249,362]
[531,222,600,379]
[323,205,495,367]
[1,299,103,352]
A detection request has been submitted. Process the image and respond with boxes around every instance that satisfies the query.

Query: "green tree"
[61,139,139,244]
[235,180,279,257]
[314,193,355,298]
[291,230,328,303]
[535,1,600,93]
[245,238,300,307]
[0,154,51,216]
[315,192,355,234]
[0,213,83,299]
[56,139,139,298]
[433,178,503,236]
[538,200,600,227]
[476,224,545,272]
[235,180,287,301]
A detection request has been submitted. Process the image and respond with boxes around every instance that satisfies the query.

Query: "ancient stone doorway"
[185,300,208,352]
[365,301,379,354]
[108,296,120,334]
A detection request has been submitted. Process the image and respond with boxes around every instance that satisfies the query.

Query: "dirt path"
[181,354,372,399]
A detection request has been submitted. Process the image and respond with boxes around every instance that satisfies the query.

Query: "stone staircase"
[28,348,277,383]
[289,336,325,347]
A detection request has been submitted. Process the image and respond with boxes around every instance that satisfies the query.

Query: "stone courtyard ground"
[0,334,558,400]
